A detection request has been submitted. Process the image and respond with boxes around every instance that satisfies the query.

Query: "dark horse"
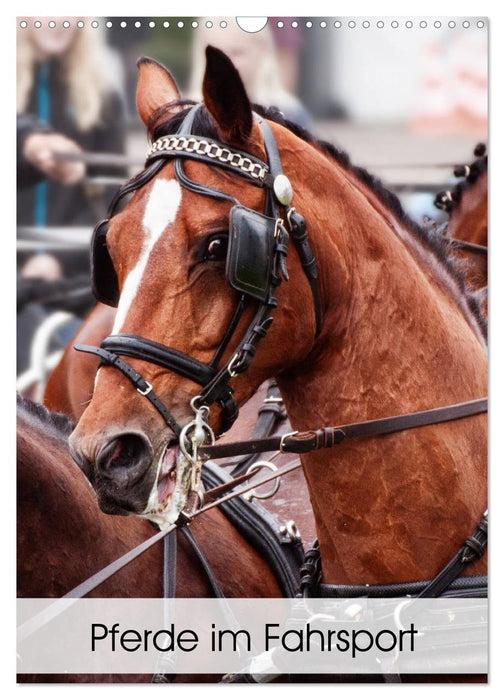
[434,143,487,298]
[17,394,281,682]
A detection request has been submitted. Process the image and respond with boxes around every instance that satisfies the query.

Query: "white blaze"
[112,179,182,334]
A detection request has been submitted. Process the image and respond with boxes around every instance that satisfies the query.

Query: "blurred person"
[188,19,311,129]
[17,18,127,373]
[18,113,85,189]
[270,18,303,94]
[17,18,126,262]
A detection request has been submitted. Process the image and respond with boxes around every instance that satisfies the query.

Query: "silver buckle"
[227,352,241,378]
[279,430,298,453]
[137,381,152,396]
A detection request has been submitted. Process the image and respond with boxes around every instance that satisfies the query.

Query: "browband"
[147,134,272,186]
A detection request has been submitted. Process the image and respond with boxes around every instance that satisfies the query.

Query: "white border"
[5,3,501,697]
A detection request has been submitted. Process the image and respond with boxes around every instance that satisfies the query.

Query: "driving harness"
[72,104,488,650]
[77,103,320,435]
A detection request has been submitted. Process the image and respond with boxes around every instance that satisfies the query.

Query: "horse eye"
[205,236,228,261]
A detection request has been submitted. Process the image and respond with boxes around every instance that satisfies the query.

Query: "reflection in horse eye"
[206,236,228,260]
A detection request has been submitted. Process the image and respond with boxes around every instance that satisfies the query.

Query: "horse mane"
[17,393,75,440]
[152,103,487,339]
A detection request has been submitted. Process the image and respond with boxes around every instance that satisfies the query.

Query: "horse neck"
[277,152,487,585]
[17,414,280,598]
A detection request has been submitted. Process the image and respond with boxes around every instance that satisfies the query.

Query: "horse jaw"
[140,445,197,529]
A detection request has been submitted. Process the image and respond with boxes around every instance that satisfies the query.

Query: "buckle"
[227,352,242,378]
[137,381,152,396]
[279,430,299,453]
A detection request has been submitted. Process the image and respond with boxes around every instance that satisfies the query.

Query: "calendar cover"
[16,15,488,684]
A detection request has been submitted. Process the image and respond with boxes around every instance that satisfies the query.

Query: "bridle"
[75,103,487,530]
[76,104,320,442]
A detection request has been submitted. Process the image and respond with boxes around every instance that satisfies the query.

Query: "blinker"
[226,205,278,303]
[90,219,120,308]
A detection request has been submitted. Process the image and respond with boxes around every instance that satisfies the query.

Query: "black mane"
[435,147,487,215]
[153,103,487,339]
[17,393,75,439]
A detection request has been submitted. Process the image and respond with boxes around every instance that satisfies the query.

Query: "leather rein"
[22,396,486,611]
[19,396,487,643]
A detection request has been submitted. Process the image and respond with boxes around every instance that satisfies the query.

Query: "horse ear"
[202,46,253,144]
[136,57,182,134]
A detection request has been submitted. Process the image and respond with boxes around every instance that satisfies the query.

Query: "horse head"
[69,47,320,524]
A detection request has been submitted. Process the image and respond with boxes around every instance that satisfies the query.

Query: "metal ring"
[227,352,241,378]
[244,461,281,501]
[179,421,197,462]
[190,395,210,417]
[280,520,301,542]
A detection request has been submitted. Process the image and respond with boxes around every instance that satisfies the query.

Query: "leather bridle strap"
[197,397,488,461]
[74,344,182,437]
[416,511,488,598]
[179,524,225,598]
[100,335,216,387]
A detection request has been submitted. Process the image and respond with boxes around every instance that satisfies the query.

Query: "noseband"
[76,105,321,436]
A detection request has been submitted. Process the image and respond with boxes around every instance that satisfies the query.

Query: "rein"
[17,457,303,644]
[22,397,487,611]
[196,397,488,461]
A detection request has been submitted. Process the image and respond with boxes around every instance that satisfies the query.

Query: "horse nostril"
[97,433,152,477]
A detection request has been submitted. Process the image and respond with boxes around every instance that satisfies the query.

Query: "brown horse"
[434,144,487,295]
[17,394,281,682]
[67,48,486,593]
[44,302,116,418]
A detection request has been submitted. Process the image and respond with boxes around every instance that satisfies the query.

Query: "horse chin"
[140,443,191,530]
[96,497,132,517]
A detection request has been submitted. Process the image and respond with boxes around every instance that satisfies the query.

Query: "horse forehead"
[142,177,182,240]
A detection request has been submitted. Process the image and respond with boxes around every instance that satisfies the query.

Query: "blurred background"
[16,16,488,397]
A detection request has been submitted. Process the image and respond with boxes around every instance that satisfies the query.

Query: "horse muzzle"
[69,428,159,516]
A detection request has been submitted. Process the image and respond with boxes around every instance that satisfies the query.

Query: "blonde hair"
[17,21,121,132]
[188,19,301,115]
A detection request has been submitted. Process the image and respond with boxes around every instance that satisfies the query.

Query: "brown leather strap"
[197,397,487,461]
[200,465,261,506]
